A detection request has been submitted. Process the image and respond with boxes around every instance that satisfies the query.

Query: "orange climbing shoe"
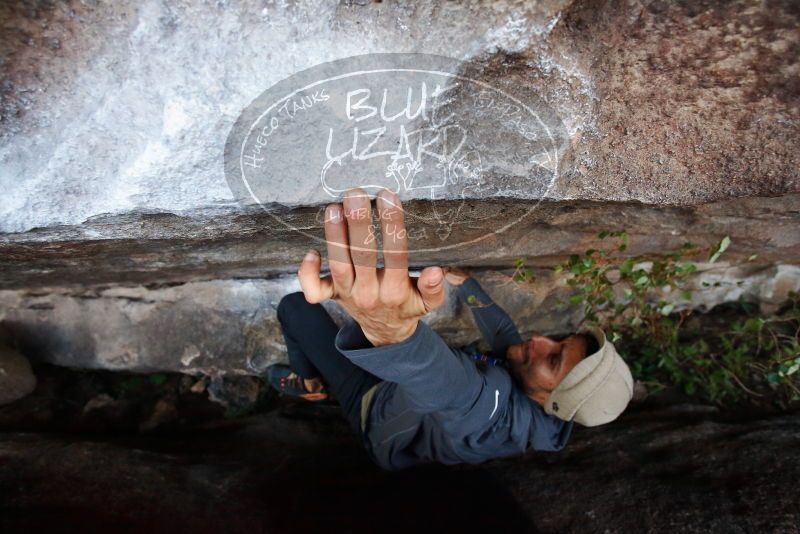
[266,364,329,401]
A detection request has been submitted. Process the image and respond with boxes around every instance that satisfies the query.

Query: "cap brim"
[578,325,606,356]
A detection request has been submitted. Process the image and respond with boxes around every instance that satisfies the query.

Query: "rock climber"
[267,187,633,471]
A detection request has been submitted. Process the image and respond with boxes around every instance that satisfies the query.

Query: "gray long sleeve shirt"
[334,277,573,471]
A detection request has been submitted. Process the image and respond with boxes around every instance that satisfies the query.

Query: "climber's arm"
[448,274,523,358]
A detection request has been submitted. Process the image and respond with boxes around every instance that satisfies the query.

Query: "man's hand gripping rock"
[297,188,446,347]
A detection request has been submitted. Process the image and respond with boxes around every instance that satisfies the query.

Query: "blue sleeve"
[334,318,572,455]
[335,319,482,414]
[530,401,575,451]
[457,278,523,358]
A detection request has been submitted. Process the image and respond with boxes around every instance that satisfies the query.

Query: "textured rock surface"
[1,4,798,530]
[0,398,797,533]
[1,0,799,374]
[1,194,798,290]
[0,338,36,405]
[1,265,798,375]
[1,0,798,231]
[0,0,582,233]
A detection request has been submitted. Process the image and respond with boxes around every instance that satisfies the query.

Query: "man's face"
[507,334,588,405]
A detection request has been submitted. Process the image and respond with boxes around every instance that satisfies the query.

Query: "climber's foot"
[266,364,329,401]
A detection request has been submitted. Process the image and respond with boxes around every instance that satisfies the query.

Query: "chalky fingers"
[343,188,379,290]
[324,203,354,295]
[376,189,410,303]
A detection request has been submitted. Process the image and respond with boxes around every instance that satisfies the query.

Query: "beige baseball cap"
[543,326,634,427]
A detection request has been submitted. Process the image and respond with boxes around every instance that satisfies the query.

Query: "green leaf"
[660,304,675,316]
[467,295,477,304]
[681,290,692,300]
[747,254,758,262]
[569,294,585,304]
[743,318,764,332]
[623,288,634,300]
[149,374,168,386]
[708,235,731,263]
[572,259,593,274]
[122,376,144,390]
[620,258,635,275]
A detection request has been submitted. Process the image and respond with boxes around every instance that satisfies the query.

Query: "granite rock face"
[1,265,797,375]
[0,0,798,373]
[0,5,798,527]
[0,194,798,290]
[0,341,36,405]
[1,0,797,237]
[1,400,798,533]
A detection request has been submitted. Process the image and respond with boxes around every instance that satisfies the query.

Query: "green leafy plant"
[511,256,536,284]
[554,232,799,406]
